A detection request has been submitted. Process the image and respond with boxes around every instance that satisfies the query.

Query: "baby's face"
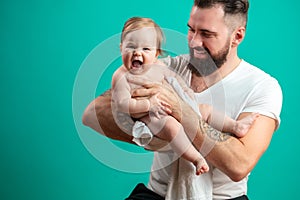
[121,27,158,74]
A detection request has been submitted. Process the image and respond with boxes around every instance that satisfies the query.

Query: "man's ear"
[231,26,245,47]
[119,43,122,52]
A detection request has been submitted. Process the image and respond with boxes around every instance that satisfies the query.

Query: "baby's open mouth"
[132,60,143,68]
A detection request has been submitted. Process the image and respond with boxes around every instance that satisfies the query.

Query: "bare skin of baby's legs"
[231,113,260,137]
[143,115,209,175]
[199,104,260,138]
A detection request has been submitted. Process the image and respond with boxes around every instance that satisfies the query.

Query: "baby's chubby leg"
[193,153,209,175]
[147,115,209,175]
[200,103,260,138]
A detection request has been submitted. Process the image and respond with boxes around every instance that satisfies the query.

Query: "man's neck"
[190,55,241,93]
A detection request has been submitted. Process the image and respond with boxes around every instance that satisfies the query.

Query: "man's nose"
[190,33,203,48]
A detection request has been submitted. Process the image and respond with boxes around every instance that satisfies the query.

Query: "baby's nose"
[133,49,142,55]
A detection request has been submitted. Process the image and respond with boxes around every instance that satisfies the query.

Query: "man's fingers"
[132,87,158,97]
[131,83,162,97]
[127,76,157,88]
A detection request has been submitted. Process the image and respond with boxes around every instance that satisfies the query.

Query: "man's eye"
[188,28,195,33]
[201,32,214,38]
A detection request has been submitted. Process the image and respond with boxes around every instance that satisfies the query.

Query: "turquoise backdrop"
[1,0,299,199]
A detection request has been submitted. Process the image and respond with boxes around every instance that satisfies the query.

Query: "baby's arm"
[199,104,259,137]
[112,66,150,114]
[112,66,167,115]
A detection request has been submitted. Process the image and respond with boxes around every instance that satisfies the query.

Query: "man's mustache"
[190,46,210,54]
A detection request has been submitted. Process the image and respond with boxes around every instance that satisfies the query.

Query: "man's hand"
[128,76,185,121]
[148,93,168,118]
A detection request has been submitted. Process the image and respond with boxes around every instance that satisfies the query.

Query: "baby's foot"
[193,157,209,176]
[234,113,260,137]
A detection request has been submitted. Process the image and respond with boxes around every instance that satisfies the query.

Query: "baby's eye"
[143,47,151,51]
[124,46,135,52]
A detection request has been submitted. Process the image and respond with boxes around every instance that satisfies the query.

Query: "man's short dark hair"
[194,0,249,30]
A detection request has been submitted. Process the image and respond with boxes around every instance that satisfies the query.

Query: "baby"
[111,17,258,175]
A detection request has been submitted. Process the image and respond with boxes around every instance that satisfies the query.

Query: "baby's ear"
[119,43,122,51]
[156,49,161,57]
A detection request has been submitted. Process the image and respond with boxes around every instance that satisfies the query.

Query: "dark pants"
[125,183,164,200]
[125,183,249,200]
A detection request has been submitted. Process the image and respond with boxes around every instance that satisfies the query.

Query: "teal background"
[1,0,299,199]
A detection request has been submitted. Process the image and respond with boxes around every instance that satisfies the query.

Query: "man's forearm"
[82,90,134,144]
[131,79,259,180]
[179,102,252,181]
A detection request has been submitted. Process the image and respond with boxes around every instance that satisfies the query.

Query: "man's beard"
[188,39,230,77]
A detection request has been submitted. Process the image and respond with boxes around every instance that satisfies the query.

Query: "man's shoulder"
[239,60,278,82]
[237,60,282,97]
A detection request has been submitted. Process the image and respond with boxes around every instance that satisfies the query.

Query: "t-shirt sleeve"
[243,77,283,129]
[159,55,189,71]
[159,56,171,66]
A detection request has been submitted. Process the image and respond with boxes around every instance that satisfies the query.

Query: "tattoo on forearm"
[101,89,111,97]
[199,119,230,142]
[115,112,134,134]
[99,89,133,134]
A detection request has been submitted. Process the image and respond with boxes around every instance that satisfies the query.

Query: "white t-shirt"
[148,55,282,199]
